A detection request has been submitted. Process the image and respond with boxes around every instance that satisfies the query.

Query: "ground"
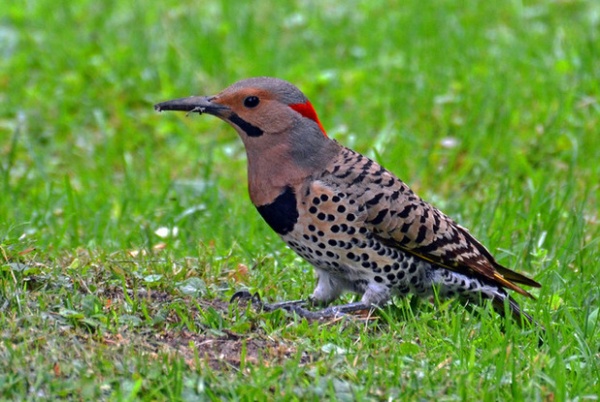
[1,0,599,400]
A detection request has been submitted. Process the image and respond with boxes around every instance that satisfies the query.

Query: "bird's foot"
[229,291,372,319]
[287,301,372,319]
[263,299,309,312]
[229,290,307,312]
[230,290,263,307]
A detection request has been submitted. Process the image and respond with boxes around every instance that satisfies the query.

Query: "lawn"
[1,0,599,400]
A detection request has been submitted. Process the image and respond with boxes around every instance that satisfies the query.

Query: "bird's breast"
[254,185,299,235]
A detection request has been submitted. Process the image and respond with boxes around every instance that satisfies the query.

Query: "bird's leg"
[288,282,387,319]
[262,299,309,311]
[230,290,372,319]
[287,301,373,319]
[229,290,307,312]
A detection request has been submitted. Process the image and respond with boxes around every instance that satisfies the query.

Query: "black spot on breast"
[255,186,298,235]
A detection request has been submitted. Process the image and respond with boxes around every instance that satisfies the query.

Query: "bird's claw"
[230,290,263,306]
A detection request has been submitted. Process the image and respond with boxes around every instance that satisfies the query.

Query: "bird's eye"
[244,96,260,108]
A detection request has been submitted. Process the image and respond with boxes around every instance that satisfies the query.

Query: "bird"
[154,77,541,327]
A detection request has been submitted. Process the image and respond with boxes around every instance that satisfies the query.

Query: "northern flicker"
[155,77,541,327]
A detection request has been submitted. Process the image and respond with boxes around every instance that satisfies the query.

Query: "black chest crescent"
[255,186,299,235]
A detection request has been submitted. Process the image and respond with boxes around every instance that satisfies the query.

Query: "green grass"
[1,0,599,400]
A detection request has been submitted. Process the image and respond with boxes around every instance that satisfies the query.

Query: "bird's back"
[276,145,539,306]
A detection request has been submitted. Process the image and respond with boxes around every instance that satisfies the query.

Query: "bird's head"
[155,77,328,145]
[156,77,340,200]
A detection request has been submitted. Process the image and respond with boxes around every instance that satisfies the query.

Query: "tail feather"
[491,294,535,327]
[490,294,545,346]
[494,263,542,289]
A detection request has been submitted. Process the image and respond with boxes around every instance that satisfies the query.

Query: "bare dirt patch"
[97,287,312,370]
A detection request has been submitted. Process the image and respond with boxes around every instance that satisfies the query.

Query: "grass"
[1,0,599,400]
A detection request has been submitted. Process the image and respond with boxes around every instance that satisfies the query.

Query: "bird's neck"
[246,138,341,206]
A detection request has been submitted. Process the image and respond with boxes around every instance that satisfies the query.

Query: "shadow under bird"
[155,77,541,328]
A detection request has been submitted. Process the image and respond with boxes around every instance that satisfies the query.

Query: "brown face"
[207,87,297,138]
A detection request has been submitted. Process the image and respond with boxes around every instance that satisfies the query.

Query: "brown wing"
[335,152,541,298]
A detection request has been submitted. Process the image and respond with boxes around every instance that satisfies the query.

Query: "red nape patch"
[289,101,327,137]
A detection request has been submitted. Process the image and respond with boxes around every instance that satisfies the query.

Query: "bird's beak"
[154,96,229,116]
